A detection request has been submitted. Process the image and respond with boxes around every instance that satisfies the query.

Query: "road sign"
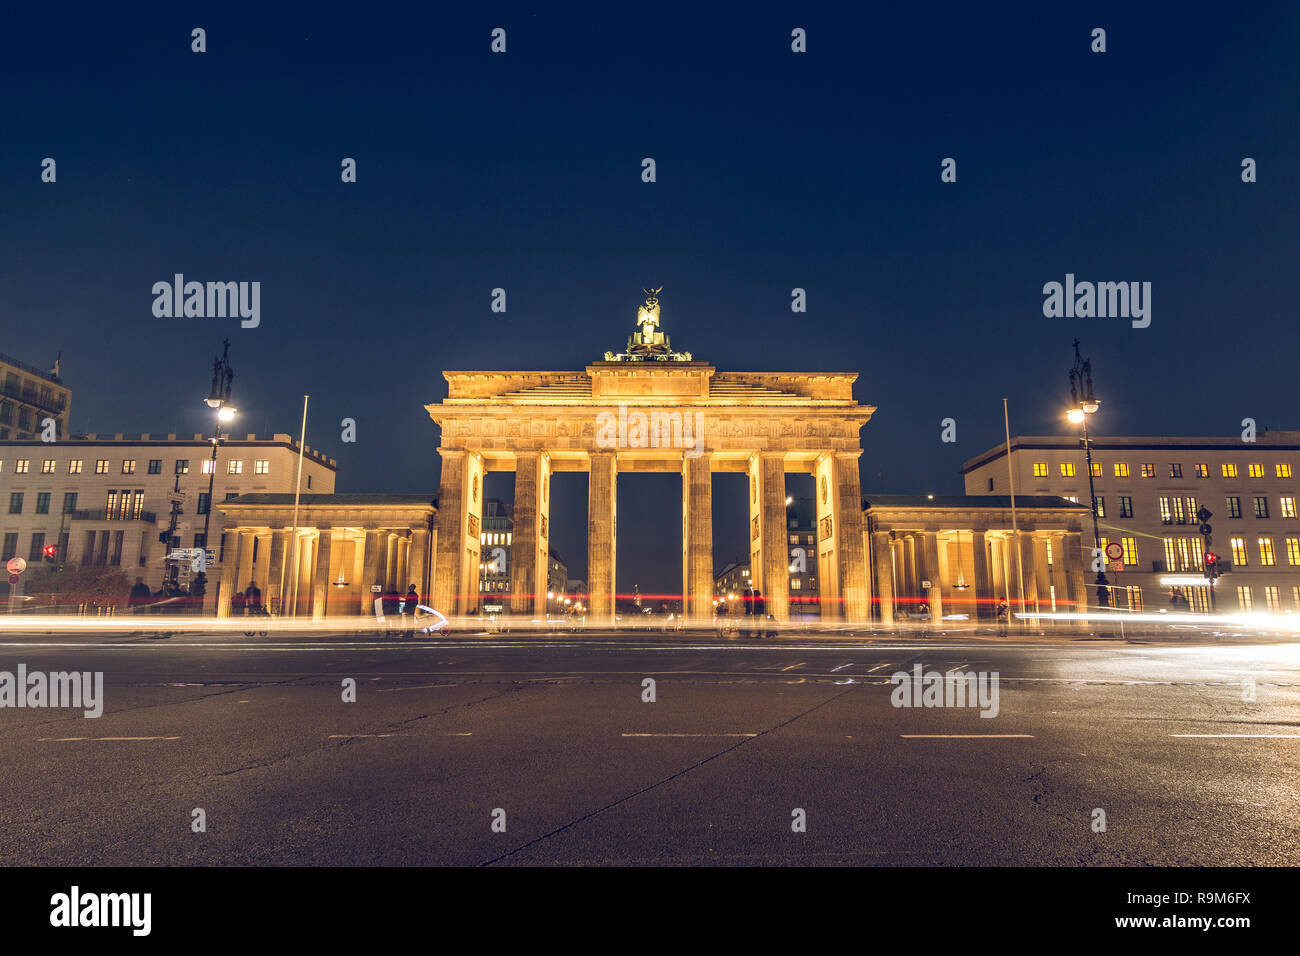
[6,557,27,575]
[7,573,18,586]
[1104,542,1123,560]
[1196,506,1213,523]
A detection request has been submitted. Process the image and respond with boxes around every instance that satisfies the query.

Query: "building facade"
[0,433,335,597]
[964,432,1300,614]
[0,352,70,441]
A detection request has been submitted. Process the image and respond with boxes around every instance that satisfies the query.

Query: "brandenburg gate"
[426,290,876,622]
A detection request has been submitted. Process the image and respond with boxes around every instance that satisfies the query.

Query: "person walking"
[244,580,264,616]
[403,585,420,636]
[129,577,152,615]
[381,585,402,636]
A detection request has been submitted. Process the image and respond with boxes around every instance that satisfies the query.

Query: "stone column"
[234,530,255,598]
[990,535,1007,604]
[1017,532,1039,613]
[681,453,714,623]
[359,530,382,614]
[217,530,244,617]
[971,531,991,622]
[311,530,334,620]
[832,453,868,620]
[1061,531,1088,616]
[294,534,315,617]
[903,534,917,606]
[267,529,288,612]
[510,451,549,616]
[759,454,788,622]
[395,532,409,593]
[1034,536,1053,612]
[872,531,895,625]
[433,450,484,616]
[920,531,944,623]
[384,532,398,591]
[587,452,617,622]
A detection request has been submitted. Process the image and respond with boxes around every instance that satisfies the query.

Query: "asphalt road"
[1,629,1297,866]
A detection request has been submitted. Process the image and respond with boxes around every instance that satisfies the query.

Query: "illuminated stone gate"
[426,291,876,622]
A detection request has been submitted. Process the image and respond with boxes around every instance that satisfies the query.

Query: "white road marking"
[327,732,472,738]
[781,662,806,672]
[830,662,854,673]
[899,734,1034,739]
[622,733,758,738]
[39,736,180,742]
[1169,734,1300,738]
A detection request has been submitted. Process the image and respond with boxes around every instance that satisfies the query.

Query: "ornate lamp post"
[197,340,236,609]
[1067,340,1108,609]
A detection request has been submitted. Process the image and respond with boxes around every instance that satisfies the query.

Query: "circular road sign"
[6,556,27,575]
[1104,542,1123,560]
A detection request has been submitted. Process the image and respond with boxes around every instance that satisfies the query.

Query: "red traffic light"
[42,544,57,558]
[1205,552,1218,564]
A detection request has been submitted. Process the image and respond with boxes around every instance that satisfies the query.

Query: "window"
[1226,496,1241,518]
[1183,496,1199,523]
[105,490,118,518]
[95,459,109,474]
[41,459,55,474]
[63,492,77,514]
[8,492,23,514]
[68,459,82,474]
[1120,537,1139,566]
[1158,496,1172,525]
[148,459,162,474]
[1222,463,1238,478]
[788,534,798,544]
[15,459,29,474]
[1140,463,1155,478]
[122,459,135,475]
[254,459,269,475]
[307,475,312,489]
[1259,537,1276,566]
[1264,586,1281,612]
[228,460,243,475]
[1060,462,1076,477]
[197,492,210,515]
[1195,463,1209,478]
[1169,463,1182,478]
[28,533,45,562]
[1287,537,1300,566]
[1254,496,1270,519]
[35,492,50,515]
[1118,496,1133,518]
[1093,496,1105,518]
[175,460,190,475]
[1063,495,1078,503]
[202,460,215,475]
[1,533,16,561]
[1230,537,1247,566]
[1114,463,1130,478]
[790,579,802,590]
[1032,462,1049,477]
[1090,462,1102,477]
[987,477,994,492]
[1282,497,1297,518]
[1248,463,1264,478]
[1276,463,1293,478]
[1237,586,1253,611]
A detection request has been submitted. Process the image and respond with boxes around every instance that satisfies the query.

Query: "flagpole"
[1004,398,1027,619]
[284,395,309,616]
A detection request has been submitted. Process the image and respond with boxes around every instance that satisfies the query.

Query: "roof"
[863,494,1087,511]
[963,431,1300,472]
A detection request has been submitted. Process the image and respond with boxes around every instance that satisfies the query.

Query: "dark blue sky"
[4,3,1297,591]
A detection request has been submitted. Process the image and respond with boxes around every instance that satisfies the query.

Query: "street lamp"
[1068,339,1108,609]
[198,340,235,610]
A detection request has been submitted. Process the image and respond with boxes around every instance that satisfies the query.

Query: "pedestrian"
[381,585,402,635]
[129,576,152,615]
[403,585,420,635]
[245,580,264,616]
[232,588,246,617]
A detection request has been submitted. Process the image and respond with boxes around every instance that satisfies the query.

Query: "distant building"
[964,431,1300,614]
[786,495,819,621]
[479,497,513,609]
[0,352,70,441]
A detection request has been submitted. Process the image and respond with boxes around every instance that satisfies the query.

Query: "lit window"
[1060,462,1076,478]
[1118,496,1133,518]
[1264,586,1280,612]
[1222,463,1238,478]
[1287,537,1300,566]
[1158,496,1172,525]
[1114,463,1130,478]
[1253,496,1269,518]
[15,459,29,474]
[1163,537,1176,570]
[1282,497,1297,518]
[122,459,135,474]
[1226,496,1241,518]
[1230,537,1247,566]
[1259,537,1276,566]
[1032,462,1049,477]
[254,459,269,475]
[228,460,243,475]
[1195,463,1208,478]
[1090,463,1102,477]
[68,459,82,474]
[1063,495,1078,503]
[175,460,190,475]
[39,459,55,474]
[202,460,215,474]
[1237,586,1253,611]
[1168,463,1182,478]
[1140,463,1155,478]
[1120,537,1138,566]
[1248,463,1264,478]
[1093,496,1105,517]
[790,579,802,590]
[1276,463,1293,478]
[96,459,109,474]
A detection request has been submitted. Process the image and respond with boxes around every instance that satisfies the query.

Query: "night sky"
[4,3,1297,593]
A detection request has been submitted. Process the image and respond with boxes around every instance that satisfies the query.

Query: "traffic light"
[42,544,57,562]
